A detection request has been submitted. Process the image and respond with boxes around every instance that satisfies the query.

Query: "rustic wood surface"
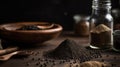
[0,31,120,67]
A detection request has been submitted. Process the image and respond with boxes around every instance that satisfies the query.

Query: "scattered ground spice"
[44,39,102,62]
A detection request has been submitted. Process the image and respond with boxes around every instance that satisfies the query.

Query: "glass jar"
[113,30,120,52]
[89,0,113,49]
[73,15,89,36]
[112,9,120,30]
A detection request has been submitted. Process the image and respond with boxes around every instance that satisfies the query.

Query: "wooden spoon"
[0,51,18,61]
[0,51,32,61]
[37,23,54,29]
[0,47,18,55]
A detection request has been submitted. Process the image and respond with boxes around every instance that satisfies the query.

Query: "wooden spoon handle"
[0,51,18,61]
[37,23,54,29]
[0,47,18,55]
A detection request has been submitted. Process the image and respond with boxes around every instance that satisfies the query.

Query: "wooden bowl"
[0,22,63,44]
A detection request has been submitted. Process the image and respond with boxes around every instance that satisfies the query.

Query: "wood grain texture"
[0,31,119,67]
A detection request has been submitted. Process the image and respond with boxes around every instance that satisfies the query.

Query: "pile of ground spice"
[44,39,102,62]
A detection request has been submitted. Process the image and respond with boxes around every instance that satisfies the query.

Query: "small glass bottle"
[89,0,113,49]
[73,15,89,36]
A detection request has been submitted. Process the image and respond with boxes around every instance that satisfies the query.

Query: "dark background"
[0,0,119,30]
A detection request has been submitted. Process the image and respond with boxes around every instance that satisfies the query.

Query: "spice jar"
[113,30,120,52]
[73,15,89,36]
[112,9,120,30]
[89,0,113,49]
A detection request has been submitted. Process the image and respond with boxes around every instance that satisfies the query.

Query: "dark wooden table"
[0,32,120,67]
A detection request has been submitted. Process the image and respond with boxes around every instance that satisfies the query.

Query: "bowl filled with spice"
[0,22,63,45]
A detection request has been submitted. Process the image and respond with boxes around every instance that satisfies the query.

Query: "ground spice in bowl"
[17,25,41,30]
[44,39,102,62]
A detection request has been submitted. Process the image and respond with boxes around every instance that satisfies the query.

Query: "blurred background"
[0,0,119,30]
